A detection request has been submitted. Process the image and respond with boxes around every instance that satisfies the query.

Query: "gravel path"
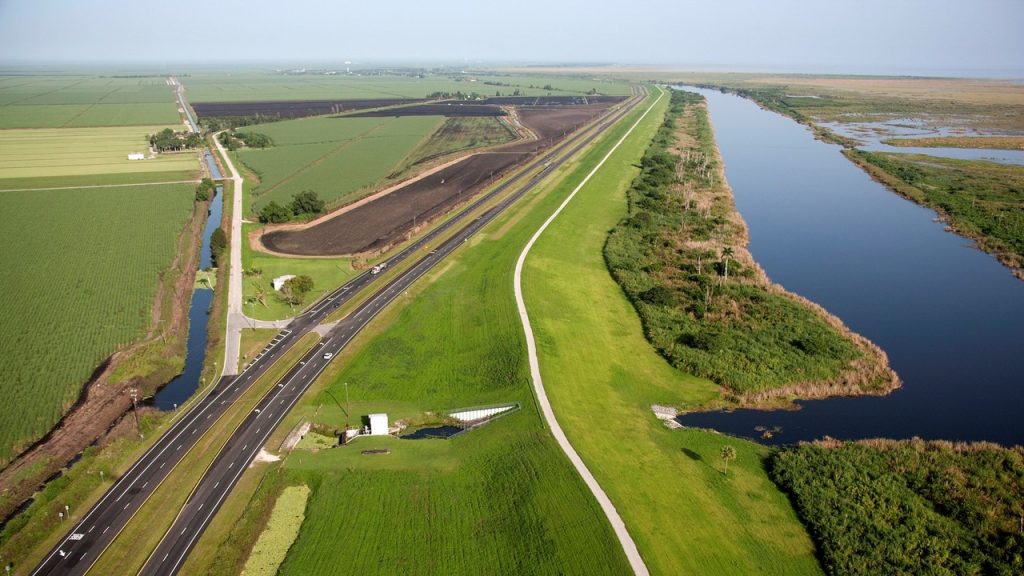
[513,87,662,576]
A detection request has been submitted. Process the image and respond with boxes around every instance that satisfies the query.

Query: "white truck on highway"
[371,262,388,275]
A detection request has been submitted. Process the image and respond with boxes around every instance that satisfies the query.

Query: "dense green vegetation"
[604,90,878,397]
[522,87,822,574]
[236,115,443,213]
[149,127,202,151]
[0,184,194,464]
[771,440,1024,575]
[234,131,273,149]
[849,150,1024,276]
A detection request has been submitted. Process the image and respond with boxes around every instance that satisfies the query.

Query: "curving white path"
[513,87,662,576]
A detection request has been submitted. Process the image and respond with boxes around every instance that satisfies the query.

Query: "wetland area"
[674,87,1024,446]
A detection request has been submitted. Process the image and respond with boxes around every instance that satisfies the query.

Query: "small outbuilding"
[127,153,145,161]
[272,274,296,291]
[368,413,389,436]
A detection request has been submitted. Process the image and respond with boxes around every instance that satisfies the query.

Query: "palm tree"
[721,246,735,282]
[251,281,268,308]
[720,445,737,476]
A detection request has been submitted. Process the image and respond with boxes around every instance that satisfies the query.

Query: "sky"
[1,0,1022,77]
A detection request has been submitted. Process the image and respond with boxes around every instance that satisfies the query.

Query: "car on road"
[323,352,334,360]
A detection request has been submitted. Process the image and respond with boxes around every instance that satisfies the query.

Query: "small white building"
[272,274,296,291]
[127,153,145,161]
[368,413,389,436]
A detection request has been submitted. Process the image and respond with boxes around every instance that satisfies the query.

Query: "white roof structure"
[368,413,389,436]
[272,274,296,291]
[127,153,145,160]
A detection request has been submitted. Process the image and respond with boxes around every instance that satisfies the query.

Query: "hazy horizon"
[1,0,1023,78]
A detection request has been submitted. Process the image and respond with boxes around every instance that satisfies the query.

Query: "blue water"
[401,426,463,440]
[673,87,1024,446]
[152,152,224,409]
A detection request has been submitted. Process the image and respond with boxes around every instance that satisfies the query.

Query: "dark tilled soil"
[261,102,615,256]
[192,98,424,120]
[348,103,505,117]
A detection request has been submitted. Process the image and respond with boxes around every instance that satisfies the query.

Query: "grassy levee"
[520,87,823,574]
[180,96,651,576]
[86,333,319,576]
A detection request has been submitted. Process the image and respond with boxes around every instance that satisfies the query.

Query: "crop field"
[0,76,181,128]
[182,72,628,103]
[0,125,200,180]
[0,183,194,465]
[241,484,310,576]
[261,102,615,256]
[236,115,444,212]
[520,89,822,574]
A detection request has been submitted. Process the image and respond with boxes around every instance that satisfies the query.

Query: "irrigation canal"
[152,153,223,410]
[674,87,1024,446]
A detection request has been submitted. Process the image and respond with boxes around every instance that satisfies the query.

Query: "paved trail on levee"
[212,131,245,375]
[513,86,664,576]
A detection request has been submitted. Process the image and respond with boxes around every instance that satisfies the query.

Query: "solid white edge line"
[513,86,662,576]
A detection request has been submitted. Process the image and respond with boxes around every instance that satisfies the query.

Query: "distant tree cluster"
[258,190,325,224]
[234,131,273,149]
[194,177,216,202]
[426,91,485,101]
[150,128,202,152]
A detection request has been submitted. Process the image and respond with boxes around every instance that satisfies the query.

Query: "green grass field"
[519,88,823,574]
[240,484,309,576]
[0,76,181,128]
[241,222,358,321]
[182,72,630,103]
[0,126,199,180]
[236,115,443,212]
[0,184,195,465]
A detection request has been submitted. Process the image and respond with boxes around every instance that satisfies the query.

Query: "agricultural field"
[0,125,199,182]
[182,72,630,103]
[235,115,444,213]
[520,88,823,573]
[0,75,181,128]
[0,183,195,465]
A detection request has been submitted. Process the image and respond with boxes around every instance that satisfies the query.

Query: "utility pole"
[129,387,141,438]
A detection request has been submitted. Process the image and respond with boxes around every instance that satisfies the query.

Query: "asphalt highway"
[32,86,645,576]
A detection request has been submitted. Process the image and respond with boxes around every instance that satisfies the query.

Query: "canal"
[152,152,223,409]
[674,87,1024,446]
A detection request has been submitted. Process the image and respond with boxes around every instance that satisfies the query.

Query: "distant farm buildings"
[127,153,145,160]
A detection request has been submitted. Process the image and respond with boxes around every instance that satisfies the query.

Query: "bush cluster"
[771,441,1024,575]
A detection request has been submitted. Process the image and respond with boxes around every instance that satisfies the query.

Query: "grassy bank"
[846,150,1024,279]
[771,439,1024,575]
[521,87,822,574]
[603,90,895,404]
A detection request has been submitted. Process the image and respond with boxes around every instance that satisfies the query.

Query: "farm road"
[513,86,662,576]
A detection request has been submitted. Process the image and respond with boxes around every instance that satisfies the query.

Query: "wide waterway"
[674,87,1024,446]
